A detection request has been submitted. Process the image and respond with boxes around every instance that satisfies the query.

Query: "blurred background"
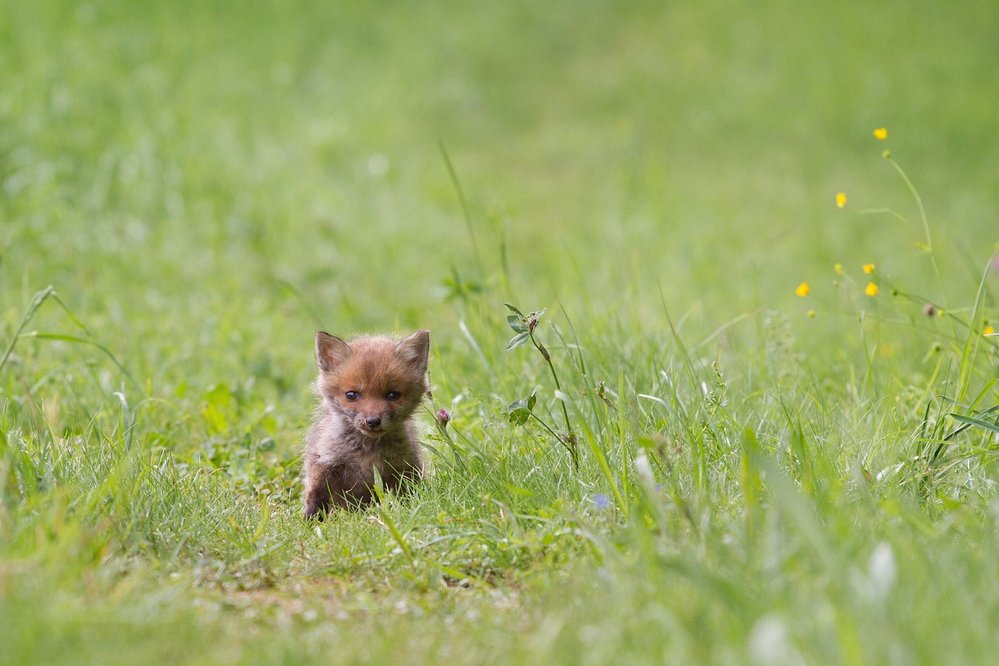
[2,0,997,418]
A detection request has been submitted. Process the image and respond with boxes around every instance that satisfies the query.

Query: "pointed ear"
[315,331,351,372]
[395,329,430,375]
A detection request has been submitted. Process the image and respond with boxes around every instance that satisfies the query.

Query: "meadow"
[2,0,998,663]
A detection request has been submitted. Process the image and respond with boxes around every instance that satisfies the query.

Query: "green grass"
[2,0,999,663]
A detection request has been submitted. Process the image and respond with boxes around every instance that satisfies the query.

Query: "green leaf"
[507,332,529,349]
[950,413,999,435]
[507,397,535,425]
[508,407,531,426]
[504,303,524,316]
[504,484,535,497]
[507,314,527,333]
[638,393,670,410]
[202,383,234,434]
[741,427,763,518]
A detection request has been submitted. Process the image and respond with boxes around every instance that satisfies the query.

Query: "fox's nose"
[365,416,382,428]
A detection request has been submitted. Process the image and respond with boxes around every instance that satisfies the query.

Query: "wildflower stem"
[886,157,948,308]
[529,411,567,446]
[529,331,579,469]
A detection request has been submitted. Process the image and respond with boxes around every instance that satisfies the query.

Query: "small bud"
[436,409,450,427]
[922,303,937,317]
[882,149,891,159]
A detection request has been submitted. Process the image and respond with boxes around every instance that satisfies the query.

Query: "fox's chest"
[354,449,387,478]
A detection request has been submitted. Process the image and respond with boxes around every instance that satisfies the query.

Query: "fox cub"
[302,329,429,518]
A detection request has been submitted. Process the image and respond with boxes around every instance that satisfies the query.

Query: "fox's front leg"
[303,462,343,520]
[303,462,375,518]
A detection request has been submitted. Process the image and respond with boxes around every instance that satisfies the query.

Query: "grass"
[2,0,999,663]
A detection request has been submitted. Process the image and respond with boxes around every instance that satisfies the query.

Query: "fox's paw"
[303,500,327,521]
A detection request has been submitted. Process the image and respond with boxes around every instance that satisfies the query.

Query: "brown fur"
[302,330,429,519]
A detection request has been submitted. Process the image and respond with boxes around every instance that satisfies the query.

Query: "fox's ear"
[316,331,351,372]
[395,329,430,375]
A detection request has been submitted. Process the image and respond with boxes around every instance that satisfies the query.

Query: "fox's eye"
[386,391,401,401]
[345,390,360,402]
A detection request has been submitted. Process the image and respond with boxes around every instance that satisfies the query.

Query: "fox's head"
[315,330,430,439]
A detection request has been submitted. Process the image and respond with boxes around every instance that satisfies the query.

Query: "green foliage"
[2,0,998,664]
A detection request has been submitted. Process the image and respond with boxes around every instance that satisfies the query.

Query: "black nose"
[365,416,382,428]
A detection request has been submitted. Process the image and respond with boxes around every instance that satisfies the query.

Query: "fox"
[302,329,430,519]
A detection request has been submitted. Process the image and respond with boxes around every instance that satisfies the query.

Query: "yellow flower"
[865,282,879,297]
[985,325,996,337]
[835,192,847,209]
[862,263,875,274]
[833,263,844,275]
[795,282,811,297]
[873,127,888,141]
